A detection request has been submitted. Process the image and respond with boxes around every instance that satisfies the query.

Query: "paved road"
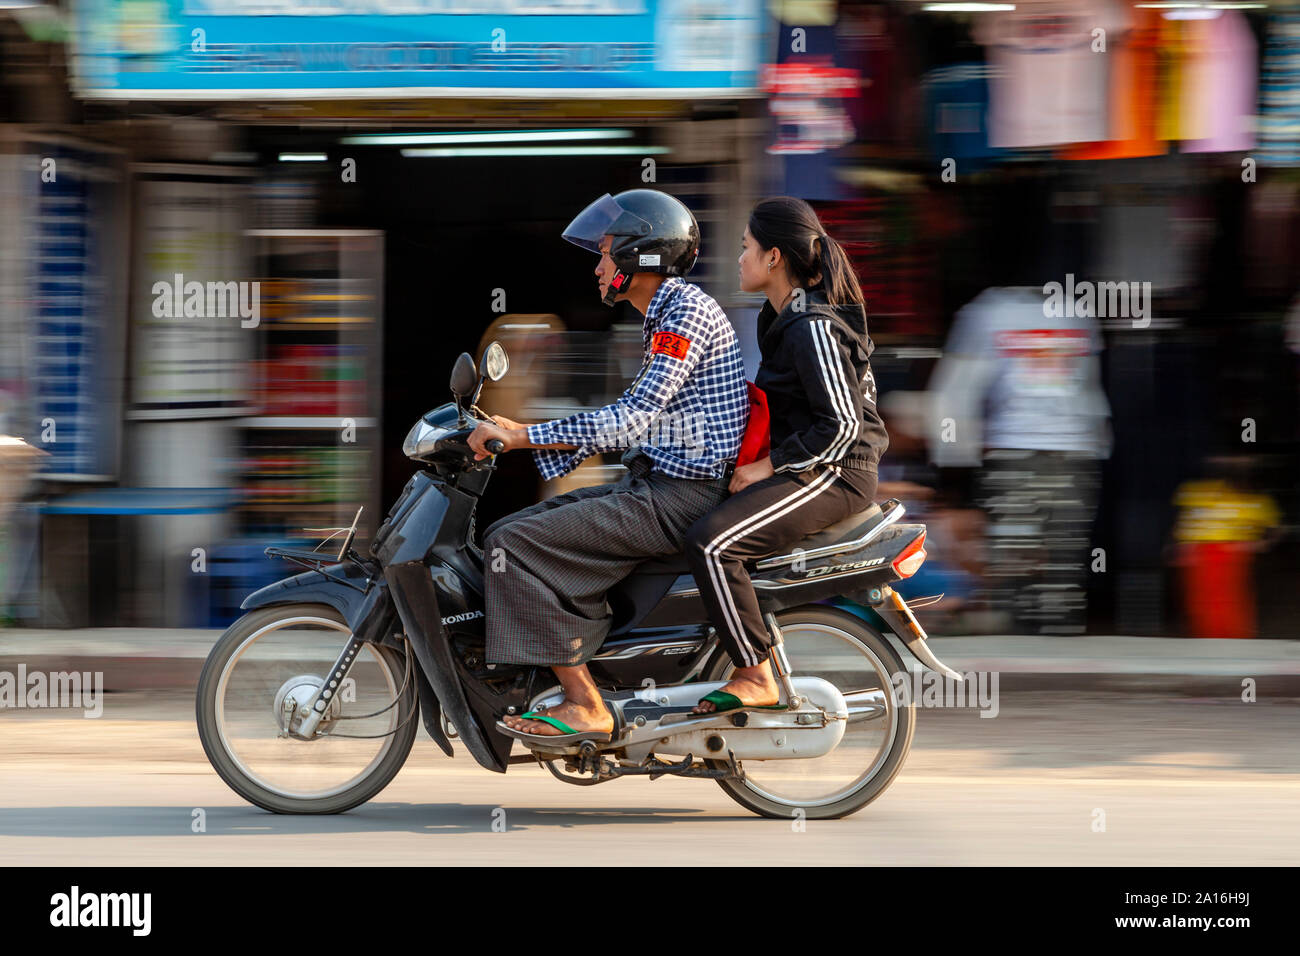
[1,691,1296,865]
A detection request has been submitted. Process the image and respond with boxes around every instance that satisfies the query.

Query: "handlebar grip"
[486,439,505,455]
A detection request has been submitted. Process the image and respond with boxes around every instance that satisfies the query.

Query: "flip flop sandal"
[496,710,613,744]
[694,689,788,715]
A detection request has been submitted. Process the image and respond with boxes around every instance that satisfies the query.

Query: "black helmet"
[562,189,700,306]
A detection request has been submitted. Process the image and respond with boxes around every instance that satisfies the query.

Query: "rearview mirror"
[449,353,478,399]
[481,341,509,382]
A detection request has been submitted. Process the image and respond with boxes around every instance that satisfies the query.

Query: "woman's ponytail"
[749,197,865,309]
[814,232,865,309]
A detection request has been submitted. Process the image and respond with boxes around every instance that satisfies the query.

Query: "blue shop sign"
[71,0,763,98]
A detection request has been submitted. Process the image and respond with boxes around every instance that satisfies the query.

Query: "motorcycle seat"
[788,501,885,555]
[632,502,887,577]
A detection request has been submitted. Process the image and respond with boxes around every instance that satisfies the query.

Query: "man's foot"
[693,662,780,713]
[501,697,613,736]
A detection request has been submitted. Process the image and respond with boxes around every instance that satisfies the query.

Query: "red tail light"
[891,530,927,579]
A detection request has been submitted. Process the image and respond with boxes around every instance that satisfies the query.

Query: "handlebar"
[486,439,505,455]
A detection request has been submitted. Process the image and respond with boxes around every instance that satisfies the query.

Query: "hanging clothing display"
[1183,10,1257,154]
[1156,12,1201,143]
[976,0,1125,149]
[1062,4,1163,160]
[922,63,997,170]
[1155,9,1259,152]
[1259,11,1300,167]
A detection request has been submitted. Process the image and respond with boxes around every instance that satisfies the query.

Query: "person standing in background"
[926,286,1112,635]
[1171,455,1281,640]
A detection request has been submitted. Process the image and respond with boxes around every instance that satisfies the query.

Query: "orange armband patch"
[651,330,692,360]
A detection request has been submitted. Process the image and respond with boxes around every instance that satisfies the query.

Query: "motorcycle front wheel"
[196,603,419,814]
[705,605,915,820]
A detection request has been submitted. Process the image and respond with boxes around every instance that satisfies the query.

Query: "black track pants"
[684,463,878,668]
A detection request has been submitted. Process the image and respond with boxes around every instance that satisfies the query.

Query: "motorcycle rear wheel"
[705,605,915,820]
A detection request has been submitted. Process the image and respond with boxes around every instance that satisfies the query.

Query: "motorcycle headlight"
[402,421,420,458]
[403,420,442,460]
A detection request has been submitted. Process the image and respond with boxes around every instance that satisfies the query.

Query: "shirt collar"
[645,276,683,328]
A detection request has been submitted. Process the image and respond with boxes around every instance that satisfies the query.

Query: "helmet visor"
[562,193,653,254]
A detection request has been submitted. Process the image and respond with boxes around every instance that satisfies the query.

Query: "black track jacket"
[754,286,889,475]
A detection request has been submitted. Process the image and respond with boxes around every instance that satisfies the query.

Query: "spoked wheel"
[196,603,419,814]
[706,605,915,820]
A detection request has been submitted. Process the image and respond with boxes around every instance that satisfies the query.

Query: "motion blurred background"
[0,0,1296,640]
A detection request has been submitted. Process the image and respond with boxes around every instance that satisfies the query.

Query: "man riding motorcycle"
[466,189,748,742]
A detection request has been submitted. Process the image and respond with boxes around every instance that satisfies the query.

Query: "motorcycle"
[196,342,964,819]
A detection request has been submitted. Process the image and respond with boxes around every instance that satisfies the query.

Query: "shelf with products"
[236,437,370,538]
[235,231,384,551]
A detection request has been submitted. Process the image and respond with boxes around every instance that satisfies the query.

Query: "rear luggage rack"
[264,546,344,571]
[264,507,374,593]
[265,544,373,580]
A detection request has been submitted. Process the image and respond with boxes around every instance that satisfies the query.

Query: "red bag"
[735,381,771,468]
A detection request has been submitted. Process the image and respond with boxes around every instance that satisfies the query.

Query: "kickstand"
[726,749,745,781]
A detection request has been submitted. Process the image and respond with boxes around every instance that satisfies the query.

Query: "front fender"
[242,564,455,755]
[240,563,393,646]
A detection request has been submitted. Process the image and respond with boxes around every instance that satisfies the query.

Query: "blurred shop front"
[0,0,770,627]
[3,0,1298,639]
[757,0,1300,638]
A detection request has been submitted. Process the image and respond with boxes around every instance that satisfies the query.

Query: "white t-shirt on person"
[928,287,1112,463]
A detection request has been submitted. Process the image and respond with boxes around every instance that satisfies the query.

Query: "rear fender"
[872,584,966,682]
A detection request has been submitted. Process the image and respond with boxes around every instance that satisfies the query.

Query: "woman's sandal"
[694,689,788,715]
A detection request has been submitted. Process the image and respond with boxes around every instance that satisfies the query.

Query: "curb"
[961,672,1300,696]
[0,655,203,692]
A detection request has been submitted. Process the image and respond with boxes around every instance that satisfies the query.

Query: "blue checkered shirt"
[527,277,748,480]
